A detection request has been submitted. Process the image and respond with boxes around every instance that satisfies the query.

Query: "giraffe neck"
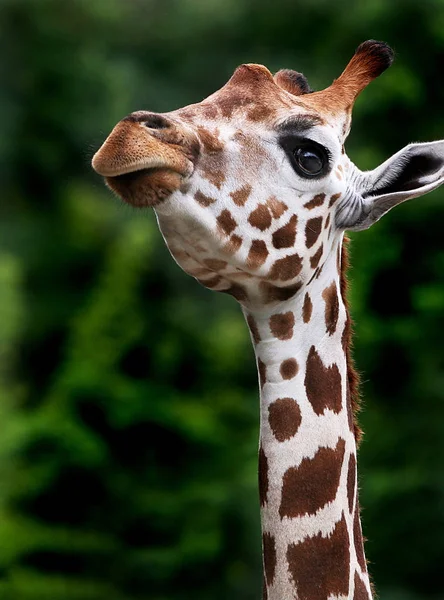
[244,237,371,600]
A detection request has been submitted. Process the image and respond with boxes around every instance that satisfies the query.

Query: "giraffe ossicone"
[92,40,444,600]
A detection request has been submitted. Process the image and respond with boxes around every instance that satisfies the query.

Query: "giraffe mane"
[340,234,363,444]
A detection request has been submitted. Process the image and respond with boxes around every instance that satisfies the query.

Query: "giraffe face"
[92,41,444,307]
[154,94,349,306]
[95,75,349,306]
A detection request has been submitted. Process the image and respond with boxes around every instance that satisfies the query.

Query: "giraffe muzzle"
[92,112,199,207]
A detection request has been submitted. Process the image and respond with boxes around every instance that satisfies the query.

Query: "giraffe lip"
[105,167,155,186]
[105,166,183,208]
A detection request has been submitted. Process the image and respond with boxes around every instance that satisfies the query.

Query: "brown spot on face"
[305,217,323,249]
[223,234,242,255]
[347,453,356,514]
[287,513,350,600]
[305,346,342,415]
[247,240,269,269]
[247,314,261,345]
[335,170,343,180]
[201,168,225,189]
[304,193,326,209]
[268,397,301,442]
[230,184,252,206]
[269,253,302,281]
[197,274,222,289]
[248,104,275,121]
[322,281,339,335]
[272,215,297,249]
[258,358,267,389]
[203,258,227,271]
[280,438,346,518]
[310,244,323,269]
[222,283,248,302]
[280,358,298,380]
[329,192,342,207]
[262,533,276,587]
[354,504,367,572]
[259,445,268,506]
[302,293,313,323]
[324,213,331,229]
[248,204,272,231]
[217,209,237,235]
[354,572,370,600]
[269,311,295,341]
[200,104,219,120]
[261,281,302,303]
[197,126,224,153]
[267,196,288,218]
[195,190,216,207]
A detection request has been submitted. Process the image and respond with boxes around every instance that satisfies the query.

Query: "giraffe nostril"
[123,111,173,129]
[143,114,171,130]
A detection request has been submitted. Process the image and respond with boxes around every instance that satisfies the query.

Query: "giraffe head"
[92,41,444,308]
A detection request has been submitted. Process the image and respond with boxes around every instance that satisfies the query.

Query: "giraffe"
[91,41,444,600]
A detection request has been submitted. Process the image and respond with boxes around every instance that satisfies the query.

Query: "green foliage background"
[1,0,444,598]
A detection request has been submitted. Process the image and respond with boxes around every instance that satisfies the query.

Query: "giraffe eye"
[292,144,328,178]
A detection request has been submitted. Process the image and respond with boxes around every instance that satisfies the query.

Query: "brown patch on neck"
[354,572,371,600]
[340,236,362,443]
[221,283,248,303]
[287,513,350,600]
[302,292,313,323]
[353,502,367,573]
[269,311,295,340]
[347,453,357,514]
[322,281,339,335]
[280,437,346,518]
[246,314,261,344]
[268,397,302,441]
[259,445,269,506]
[262,533,276,587]
[258,358,267,388]
[261,281,302,303]
[280,357,299,380]
[304,346,342,415]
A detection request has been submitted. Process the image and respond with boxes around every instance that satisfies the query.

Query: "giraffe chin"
[105,167,183,208]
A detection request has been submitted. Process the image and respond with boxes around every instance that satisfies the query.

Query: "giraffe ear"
[338,141,444,231]
[274,70,313,95]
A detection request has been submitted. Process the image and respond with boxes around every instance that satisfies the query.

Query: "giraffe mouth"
[105,166,184,208]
